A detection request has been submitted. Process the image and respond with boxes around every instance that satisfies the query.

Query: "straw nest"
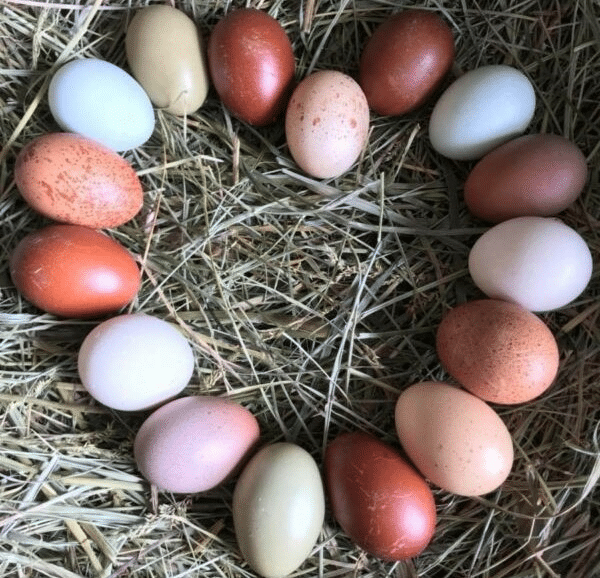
[1,1,600,577]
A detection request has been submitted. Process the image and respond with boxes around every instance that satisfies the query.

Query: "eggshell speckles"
[15,133,143,228]
[436,299,559,404]
[464,134,588,222]
[126,5,210,116]
[10,225,140,318]
[285,70,370,178]
[395,382,514,496]
[134,396,260,493]
[429,65,536,160]
[325,431,436,561]
[78,313,195,412]
[468,216,593,312]
[359,10,454,116]
[233,443,325,578]
[208,8,295,126]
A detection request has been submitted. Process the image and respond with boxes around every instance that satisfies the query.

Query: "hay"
[1,0,600,576]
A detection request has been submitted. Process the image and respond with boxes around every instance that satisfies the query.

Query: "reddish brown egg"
[359,10,454,116]
[464,134,588,222]
[436,299,559,404]
[207,8,295,126]
[14,133,143,228]
[325,431,436,561]
[10,225,140,318]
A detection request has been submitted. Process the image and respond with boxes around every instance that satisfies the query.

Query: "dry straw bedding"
[1,0,600,577]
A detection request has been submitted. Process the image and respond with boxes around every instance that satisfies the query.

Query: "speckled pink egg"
[134,396,260,493]
[285,70,370,179]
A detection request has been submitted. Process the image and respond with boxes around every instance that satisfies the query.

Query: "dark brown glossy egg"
[359,10,454,116]
[464,134,588,222]
[207,8,295,126]
[325,431,436,561]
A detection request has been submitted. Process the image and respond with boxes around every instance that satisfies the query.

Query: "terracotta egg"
[359,10,454,116]
[207,8,295,126]
[395,382,514,497]
[134,396,260,494]
[325,431,436,561]
[464,134,588,222]
[15,133,143,228]
[436,299,559,404]
[285,70,370,179]
[10,225,140,318]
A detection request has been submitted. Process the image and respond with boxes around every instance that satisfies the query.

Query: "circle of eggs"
[48,58,155,151]
[78,313,195,411]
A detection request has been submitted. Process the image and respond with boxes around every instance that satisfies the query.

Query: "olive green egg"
[232,443,325,578]
[126,5,209,116]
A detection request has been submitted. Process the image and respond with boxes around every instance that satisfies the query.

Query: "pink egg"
[134,396,260,493]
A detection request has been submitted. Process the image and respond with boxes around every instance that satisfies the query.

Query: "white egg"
[78,313,195,411]
[429,65,536,160]
[468,216,592,312]
[48,58,155,151]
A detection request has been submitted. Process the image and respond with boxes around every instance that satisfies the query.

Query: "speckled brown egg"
[10,224,141,318]
[14,132,143,228]
[285,70,370,179]
[359,10,454,116]
[208,8,295,126]
[464,134,587,222]
[436,299,559,404]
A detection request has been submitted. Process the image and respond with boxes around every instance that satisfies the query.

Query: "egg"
[208,8,295,126]
[134,396,260,493]
[14,132,143,228]
[464,134,588,222]
[233,443,325,578]
[395,382,514,496]
[468,216,593,312]
[436,299,559,404]
[429,65,536,160]
[325,431,436,561]
[10,225,140,318]
[359,10,454,116]
[48,58,155,151]
[78,313,194,411]
[285,70,370,179]
[126,5,209,116]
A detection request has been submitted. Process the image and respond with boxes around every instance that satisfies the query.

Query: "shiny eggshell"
[48,58,155,151]
[429,65,536,160]
[134,396,260,493]
[436,299,559,404]
[395,382,514,496]
[78,313,194,412]
[233,443,325,578]
[15,133,143,228]
[208,8,295,126]
[285,70,370,179]
[359,10,454,116]
[468,216,593,312]
[126,5,209,116]
[464,134,588,222]
[325,431,436,561]
[10,225,140,318]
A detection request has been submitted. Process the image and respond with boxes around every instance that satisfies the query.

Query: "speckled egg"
[15,133,143,228]
[436,299,560,404]
[285,70,370,179]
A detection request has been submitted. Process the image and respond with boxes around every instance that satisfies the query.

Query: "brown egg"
[464,134,588,222]
[207,8,295,126]
[325,431,436,561]
[10,225,140,318]
[126,5,210,116]
[436,299,559,404]
[359,10,454,116]
[15,133,143,228]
